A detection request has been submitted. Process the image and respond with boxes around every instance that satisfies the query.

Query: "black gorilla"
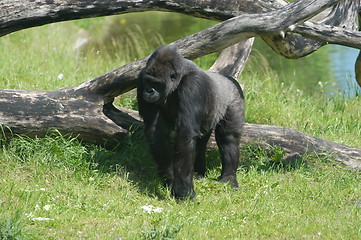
[137,45,244,199]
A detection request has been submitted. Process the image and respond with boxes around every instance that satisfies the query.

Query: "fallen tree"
[0,0,361,169]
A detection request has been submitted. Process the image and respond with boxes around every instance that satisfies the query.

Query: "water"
[252,38,361,97]
[329,45,361,98]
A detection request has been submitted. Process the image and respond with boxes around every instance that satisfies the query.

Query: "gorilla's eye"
[170,73,176,80]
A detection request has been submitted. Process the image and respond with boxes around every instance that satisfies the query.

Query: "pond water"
[329,46,360,98]
[251,39,361,98]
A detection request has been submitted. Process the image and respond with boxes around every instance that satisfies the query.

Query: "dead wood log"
[262,0,360,58]
[53,0,361,102]
[1,1,360,80]
[0,0,359,58]
[118,108,361,170]
[0,89,128,144]
[241,124,361,170]
[209,38,255,78]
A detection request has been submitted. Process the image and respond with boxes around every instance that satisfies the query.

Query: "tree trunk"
[0,0,359,58]
[0,89,129,145]
[1,0,361,169]
[263,0,360,58]
[113,107,361,170]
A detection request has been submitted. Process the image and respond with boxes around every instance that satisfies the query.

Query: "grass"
[241,72,361,148]
[0,15,361,239]
[0,132,360,239]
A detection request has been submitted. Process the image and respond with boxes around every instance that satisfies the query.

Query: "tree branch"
[0,89,128,145]
[1,0,356,59]
[294,22,361,49]
[111,108,361,170]
[240,123,361,170]
[209,38,255,79]
[0,0,288,37]
[1,0,359,60]
[73,0,345,102]
[262,0,360,58]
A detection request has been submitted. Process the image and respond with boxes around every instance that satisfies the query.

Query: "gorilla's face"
[141,47,181,104]
[141,75,165,103]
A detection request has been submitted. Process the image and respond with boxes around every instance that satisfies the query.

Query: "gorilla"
[137,45,244,199]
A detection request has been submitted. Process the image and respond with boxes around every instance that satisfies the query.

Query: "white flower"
[32,217,54,221]
[44,204,53,211]
[152,207,163,213]
[57,73,64,80]
[140,205,163,213]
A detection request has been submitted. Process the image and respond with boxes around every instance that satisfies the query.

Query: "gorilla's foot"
[218,175,239,189]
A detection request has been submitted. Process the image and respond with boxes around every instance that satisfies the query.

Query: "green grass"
[1,15,361,239]
[241,72,361,148]
[0,132,360,239]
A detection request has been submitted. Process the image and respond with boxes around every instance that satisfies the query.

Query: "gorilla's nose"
[146,87,155,94]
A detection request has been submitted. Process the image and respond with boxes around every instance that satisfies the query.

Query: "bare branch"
[0,0,286,37]
[209,38,255,79]
[294,22,361,49]
[72,0,342,101]
[263,0,360,58]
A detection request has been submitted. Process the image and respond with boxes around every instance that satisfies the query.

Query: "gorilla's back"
[203,71,244,131]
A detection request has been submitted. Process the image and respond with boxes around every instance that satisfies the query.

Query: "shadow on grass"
[205,141,309,174]
[0,129,311,201]
[105,134,312,198]
[0,129,164,199]
[84,131,170,199]
[83,132,313,199]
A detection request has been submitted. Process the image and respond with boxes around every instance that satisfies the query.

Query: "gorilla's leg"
[194,132,212,177]
[145,113,174,186]
[172,133,197,199]
[215,107,242,189]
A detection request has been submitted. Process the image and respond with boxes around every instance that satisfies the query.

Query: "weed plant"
[0,15,360,239]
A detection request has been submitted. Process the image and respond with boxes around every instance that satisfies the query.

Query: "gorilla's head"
[140,45,183,104]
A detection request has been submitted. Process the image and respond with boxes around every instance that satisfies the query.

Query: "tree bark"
[0,0,359,58]
[0,0,300,37]
[54,0,361,102]
[241,124,361,170]
[1,0,361,169]
[262,0,360,58]
[209,38,255,78]
[0,89,129,144]
[105,108,361,170]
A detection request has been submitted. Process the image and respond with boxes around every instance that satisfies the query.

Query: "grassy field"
[0,16,360,239]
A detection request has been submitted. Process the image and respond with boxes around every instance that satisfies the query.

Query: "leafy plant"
[0,211,31,240]
[142,224,183,240]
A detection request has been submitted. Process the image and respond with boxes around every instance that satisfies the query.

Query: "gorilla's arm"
[137,74,174,184]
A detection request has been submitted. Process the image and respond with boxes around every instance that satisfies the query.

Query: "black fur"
[137,45,244,199]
